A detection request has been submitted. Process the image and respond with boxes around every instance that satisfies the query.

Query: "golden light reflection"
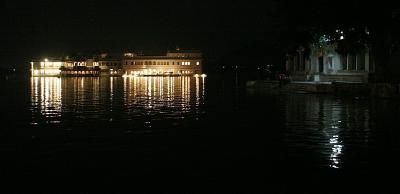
[123,76,205,112]
[31,77,62,124]
[31,76,206,125]
[202,76,206,97]
[110,77,114,101]
[196,76,200,106]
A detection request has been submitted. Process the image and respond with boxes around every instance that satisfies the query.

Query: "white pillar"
[365,52,370,72]
[356,55,358,70]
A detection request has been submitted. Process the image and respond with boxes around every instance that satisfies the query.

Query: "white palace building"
[31,49,204,77]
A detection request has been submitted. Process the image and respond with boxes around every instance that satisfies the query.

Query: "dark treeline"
[1,0,399,81]
[211,1,400,82]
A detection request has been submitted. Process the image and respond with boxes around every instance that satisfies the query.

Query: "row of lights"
[122,73,207,78]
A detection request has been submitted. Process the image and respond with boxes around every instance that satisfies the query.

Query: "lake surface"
[1,74,399,192]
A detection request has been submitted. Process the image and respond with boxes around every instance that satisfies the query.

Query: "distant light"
[320,35,330,43]
[365,27,370,35]
[194,74,199,77]
[340,35,344,40]
[201,74,207,78]
[44,58,48,62]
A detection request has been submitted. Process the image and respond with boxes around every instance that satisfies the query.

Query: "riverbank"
[246,80,400,98]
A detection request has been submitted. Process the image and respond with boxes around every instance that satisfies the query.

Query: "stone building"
[31,49,203,77]
[94,53,123,76]
[122,49,202,76]
[31,57,100,77]
[31,58,63,76]
[286,36,374,83]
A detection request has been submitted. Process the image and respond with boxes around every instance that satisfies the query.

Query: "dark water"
[1,74,400,192]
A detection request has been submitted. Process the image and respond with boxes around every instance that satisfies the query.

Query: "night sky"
[0,0,397,70]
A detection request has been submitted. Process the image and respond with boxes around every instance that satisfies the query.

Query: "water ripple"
[30,76,206,127]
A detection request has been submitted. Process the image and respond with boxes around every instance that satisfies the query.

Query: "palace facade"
[286,45,373,83]
[31,49,203,77]
[123,50,202,76]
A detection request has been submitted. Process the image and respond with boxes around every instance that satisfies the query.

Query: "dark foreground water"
[1,74,400,192]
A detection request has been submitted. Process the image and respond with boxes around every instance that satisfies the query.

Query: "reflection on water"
[30,77,62,124]
[284,94,371,169]
[30,76,205,126]
[29,75,388,173]
[122,76,205,124]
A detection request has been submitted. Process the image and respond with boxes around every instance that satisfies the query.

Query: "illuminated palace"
[123,50,202,76]
[31,49,203,77]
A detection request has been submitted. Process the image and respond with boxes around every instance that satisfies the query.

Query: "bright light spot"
[329,134,343,169]
[124,53,135,57]
[44,58,48,62]
[201,74,207,78]
[194,74,199,77]
[365,27,370,35]
[340,35,344,40]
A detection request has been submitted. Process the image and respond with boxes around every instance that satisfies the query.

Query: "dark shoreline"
[247,80,400,98]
